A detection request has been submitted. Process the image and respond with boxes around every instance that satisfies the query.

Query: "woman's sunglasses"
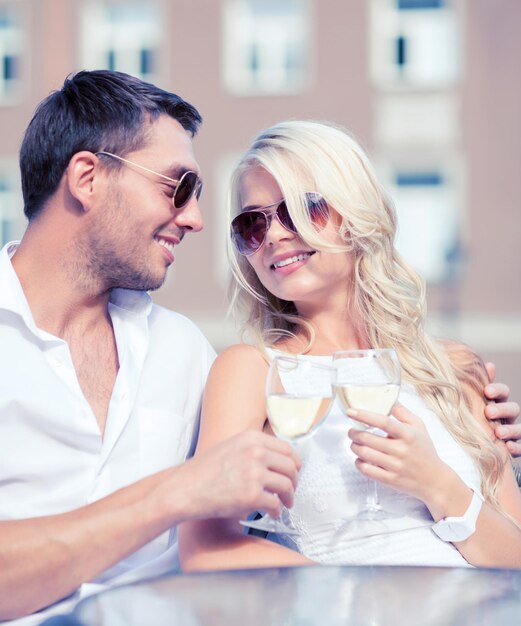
[230,192,329,256]
[96,151,202,209]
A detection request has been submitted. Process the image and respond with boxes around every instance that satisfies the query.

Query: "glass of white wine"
[332,348,401,524]
[240,355,334,535]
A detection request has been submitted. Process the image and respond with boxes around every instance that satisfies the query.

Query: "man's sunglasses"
[230,192,329,256]
[96,151,202,209]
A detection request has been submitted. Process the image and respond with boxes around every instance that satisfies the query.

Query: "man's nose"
[175,195,204,233]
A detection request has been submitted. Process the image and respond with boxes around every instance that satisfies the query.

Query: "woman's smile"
[269,250,316,272]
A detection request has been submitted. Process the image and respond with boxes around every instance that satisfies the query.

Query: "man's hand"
[485,362,521,456]
[0,430,300,620]
[175,430,301,521]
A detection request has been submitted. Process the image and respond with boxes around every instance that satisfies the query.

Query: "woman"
[179,120,521,569]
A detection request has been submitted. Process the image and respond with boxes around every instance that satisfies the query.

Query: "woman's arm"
[347,350,521,568]
[178,344,314,572]
[444,371,521,566]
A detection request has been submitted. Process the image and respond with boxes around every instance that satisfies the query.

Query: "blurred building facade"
[0,0,520,397]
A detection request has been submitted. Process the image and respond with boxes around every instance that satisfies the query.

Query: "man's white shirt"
[0,242,216,624]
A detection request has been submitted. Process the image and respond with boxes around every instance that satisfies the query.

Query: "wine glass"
[332,348,401,524]
[240,355,334,534]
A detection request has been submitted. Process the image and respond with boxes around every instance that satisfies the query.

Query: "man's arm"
[484,362,521,457]
[0,430,299,621]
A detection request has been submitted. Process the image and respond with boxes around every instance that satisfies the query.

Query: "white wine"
[334,384,400,429]
[267,394,333,441]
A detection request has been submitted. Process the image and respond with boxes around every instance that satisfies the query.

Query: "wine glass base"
[334,516,388,541]
[240,516,299,535]
[355,506,401,522]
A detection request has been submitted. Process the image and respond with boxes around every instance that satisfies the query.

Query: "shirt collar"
[0,241,33,318]
[109,288,153,317]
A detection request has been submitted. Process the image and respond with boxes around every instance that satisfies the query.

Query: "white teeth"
[272,252,312,269]
[156,238,175,255]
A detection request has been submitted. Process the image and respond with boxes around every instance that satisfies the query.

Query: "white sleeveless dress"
[266,350,481,567]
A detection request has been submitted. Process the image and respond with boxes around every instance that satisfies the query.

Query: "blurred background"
[0,0,519,399]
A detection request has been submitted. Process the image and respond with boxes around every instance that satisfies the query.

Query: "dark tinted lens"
[275,201,297,232]
[305,193,329,227]
[174,171,199,208]
[231,211,268,254]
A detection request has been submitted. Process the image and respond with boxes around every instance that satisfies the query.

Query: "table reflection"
[74,565,521,626]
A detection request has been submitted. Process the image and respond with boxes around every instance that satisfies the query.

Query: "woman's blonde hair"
[227,119,505,503]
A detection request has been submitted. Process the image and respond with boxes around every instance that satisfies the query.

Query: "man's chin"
[114,272,167,293]
[146,279,166,292]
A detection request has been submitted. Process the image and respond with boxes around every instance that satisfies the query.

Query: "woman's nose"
[265,212,295,245]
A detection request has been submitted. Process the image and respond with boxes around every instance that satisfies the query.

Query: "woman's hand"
[347,404,454,506]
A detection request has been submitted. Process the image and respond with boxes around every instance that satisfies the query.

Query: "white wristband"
[432,488,484,543]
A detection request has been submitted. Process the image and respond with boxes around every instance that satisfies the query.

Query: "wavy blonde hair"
[227,120,505,503]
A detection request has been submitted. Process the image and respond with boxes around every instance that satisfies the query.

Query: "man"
[0,70,518,624]
[0,70,299,624]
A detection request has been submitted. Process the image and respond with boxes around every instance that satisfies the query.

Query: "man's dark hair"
[19,69,202,220]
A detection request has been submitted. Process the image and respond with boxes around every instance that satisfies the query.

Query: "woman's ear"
[65,151,99,212]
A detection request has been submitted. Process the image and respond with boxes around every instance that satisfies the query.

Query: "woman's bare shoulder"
[213,343,270,370]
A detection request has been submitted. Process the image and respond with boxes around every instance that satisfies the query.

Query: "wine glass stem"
[366,480,382,513]
[265,514,283,530]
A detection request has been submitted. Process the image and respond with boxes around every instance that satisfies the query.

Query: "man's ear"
[65,151,100,211]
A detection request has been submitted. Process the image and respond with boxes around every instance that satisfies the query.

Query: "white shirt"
[0,242,216,624]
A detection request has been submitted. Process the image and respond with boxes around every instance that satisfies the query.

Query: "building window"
[0,7,23,102]
[80,2,162,81]
[370,0,460,89]
[0,162,23,247]
[385,164,462,283]
[223,0,311,96]
[398,0,445,8]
